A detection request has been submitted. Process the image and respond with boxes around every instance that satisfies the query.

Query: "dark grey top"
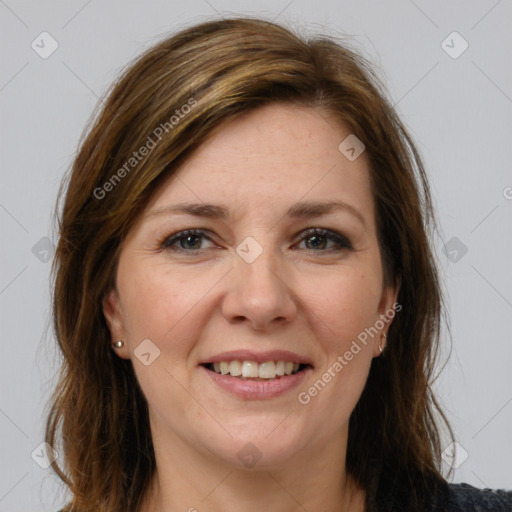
[446,483,512,511]
[56,482,512,511]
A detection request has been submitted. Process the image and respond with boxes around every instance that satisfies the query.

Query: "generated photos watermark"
[297,302,402,405]
[93,97,197,200]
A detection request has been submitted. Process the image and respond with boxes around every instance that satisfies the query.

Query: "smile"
[198,349,314,399]
[204,360,309,379]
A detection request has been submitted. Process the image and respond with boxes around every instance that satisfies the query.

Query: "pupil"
[182,235,200,249]
[307,235,325,249]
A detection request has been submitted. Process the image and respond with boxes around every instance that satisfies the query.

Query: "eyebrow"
[146,200,366,227]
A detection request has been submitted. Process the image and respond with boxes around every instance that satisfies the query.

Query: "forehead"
[145,103,374,224]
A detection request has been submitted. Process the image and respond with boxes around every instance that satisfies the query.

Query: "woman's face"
[104,102,398,470]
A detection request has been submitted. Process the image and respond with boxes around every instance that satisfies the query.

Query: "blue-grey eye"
[298,228,352,251]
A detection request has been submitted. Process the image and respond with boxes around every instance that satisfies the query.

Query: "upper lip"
[200,349,314,367]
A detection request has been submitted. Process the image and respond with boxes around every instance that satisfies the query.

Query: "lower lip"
[200,365,311,400]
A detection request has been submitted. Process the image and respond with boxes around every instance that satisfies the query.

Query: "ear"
[377,276,401,315]
[102,288,130,359]
[373,276,401,357]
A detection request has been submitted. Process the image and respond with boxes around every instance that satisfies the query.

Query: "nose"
[221,245,298,331]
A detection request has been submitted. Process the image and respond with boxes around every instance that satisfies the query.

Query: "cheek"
[118,260,219,364]
[303,268,382,344]
[118,266,203,409]
[121,274,178,339]
[295,272,378,434]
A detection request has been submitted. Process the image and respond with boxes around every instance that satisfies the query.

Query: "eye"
[159,227,352,254]
[295,228,352,252]
[160,229,215,252]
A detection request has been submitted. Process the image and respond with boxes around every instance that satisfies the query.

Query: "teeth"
[229,360,242,376]
[209,360,305,379]
[259,361,276,379]
[241,361,259,378]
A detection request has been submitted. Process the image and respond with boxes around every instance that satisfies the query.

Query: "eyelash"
[159,228,352,254]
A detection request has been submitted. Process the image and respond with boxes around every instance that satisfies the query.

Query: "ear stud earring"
[112,340,124,349]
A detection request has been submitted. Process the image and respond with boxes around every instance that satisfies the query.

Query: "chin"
[204,414,310,469]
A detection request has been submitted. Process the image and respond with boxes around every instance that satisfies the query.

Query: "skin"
[103,102,399,512]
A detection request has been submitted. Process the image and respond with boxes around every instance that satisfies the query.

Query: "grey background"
[1,0,511,510]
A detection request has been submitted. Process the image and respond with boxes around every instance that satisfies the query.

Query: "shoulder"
[446,482,512,511]
[372,467,512,512]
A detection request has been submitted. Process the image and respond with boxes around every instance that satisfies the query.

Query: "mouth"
[200,360,313,380]
[198,351,314,399]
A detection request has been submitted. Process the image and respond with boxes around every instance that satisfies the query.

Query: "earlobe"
[375,278,401,357]
[102,288,129,358]
[102,288,119,332]
[377,283,400,319]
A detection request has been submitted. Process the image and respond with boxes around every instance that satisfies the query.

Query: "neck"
[138,423,365,512]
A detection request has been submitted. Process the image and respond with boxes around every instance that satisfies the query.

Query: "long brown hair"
[46,16,454,511]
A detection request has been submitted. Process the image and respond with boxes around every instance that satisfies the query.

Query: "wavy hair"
[45,16,454,511]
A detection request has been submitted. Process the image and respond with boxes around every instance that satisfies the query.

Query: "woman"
[46,16,511,512]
